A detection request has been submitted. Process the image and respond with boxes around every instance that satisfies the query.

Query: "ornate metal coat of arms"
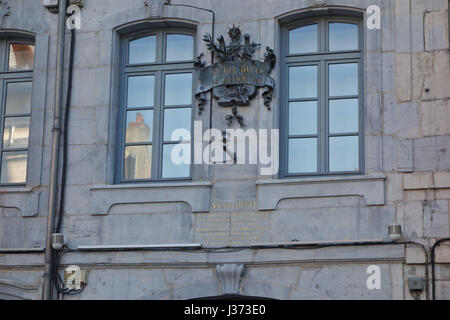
[195,26,276,126]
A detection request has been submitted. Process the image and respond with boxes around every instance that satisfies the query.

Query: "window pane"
[129,36,156,64]
[329,63,358,97]
[164,73,192,106]
[1,151,27,183]
[289,101,317,135]
[125,110,153,143]
[124,145,152,180]
[329,136,359,172]
[5,82,32,115]
[166,34,194,61]
[289,66,317,99]
[329,23,358,51]
[9,44,35,70]
[289,24,318,54]
[162,143,191,178]
[164,108,191,141]
[3,117,30,149]
[288,138,317,173]
[329,99,359,134]
[127,75,155,108]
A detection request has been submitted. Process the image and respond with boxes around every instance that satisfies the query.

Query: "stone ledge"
[89,181,212,215]
[58,244,405,267]
[0,188,40,217]
[256,174,386,211]
[0,244,405,268]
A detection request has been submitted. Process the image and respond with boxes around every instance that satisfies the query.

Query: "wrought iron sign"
[195,26,276,126]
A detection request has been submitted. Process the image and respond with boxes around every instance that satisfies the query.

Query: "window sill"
[90,181,212,215]
[0,186,31,193]
[0,187,39,217]
[256,174,386,210]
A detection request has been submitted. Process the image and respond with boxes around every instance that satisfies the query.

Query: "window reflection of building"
[0,39,34,184]
[3,123,30,147]
[1,118,30,183]
[281,18,363,177]
[118,30,194,182]
[124,112,152,180]
[9,44,35,70]
[1,152,27,183]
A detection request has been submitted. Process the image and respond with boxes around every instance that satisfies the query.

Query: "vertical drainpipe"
[43,0,68,300]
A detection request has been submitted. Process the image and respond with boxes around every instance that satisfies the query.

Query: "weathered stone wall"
[0,0,448,300]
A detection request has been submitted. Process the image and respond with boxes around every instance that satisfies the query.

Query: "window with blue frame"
[0,39,34,184]
[281,17,364,177]
[117,29,195,182]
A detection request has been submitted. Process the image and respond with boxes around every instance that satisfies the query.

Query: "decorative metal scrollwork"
[195,26,276,127]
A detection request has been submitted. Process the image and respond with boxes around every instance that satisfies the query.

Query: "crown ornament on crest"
[202,25,263,64]
[228,25,241,40]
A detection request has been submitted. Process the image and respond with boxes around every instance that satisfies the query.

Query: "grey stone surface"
[435,244,450,263]
[410,12,425,52]
[366,51,382,94]
[395,53,412,101]
[242,266,298,299]
[414,137,438,171]
[413,51,450,101]
[381,52,395,92]
[397,201,424,239]
[395,0,411,52]
[290,264,393,300]
[0,188,40,217]
[397,139,414,172]
[435,280,450,301]
[390,263,405,300]
[0,214,46,248]
[0,271,42,300]
[0,0,449,300]
[383,96,420,138]
[100,212,196,245]
[365,93,382,135]
[424,10,449,51]
[366,135,383,172]
[423,200,450,238]
[270,206,364,242]
[437,135,450,170]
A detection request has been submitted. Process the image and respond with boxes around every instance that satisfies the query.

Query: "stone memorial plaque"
[195,200,271,247]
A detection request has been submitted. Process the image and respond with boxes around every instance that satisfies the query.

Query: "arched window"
[280,16,364,177]
[0,37,35,184]
[116,28,195,182]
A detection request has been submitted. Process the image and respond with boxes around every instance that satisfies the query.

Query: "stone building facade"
[0,0,449,300]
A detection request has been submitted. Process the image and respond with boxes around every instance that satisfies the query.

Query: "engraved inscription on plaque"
[212,200,257,211]
[195,200,271,247]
